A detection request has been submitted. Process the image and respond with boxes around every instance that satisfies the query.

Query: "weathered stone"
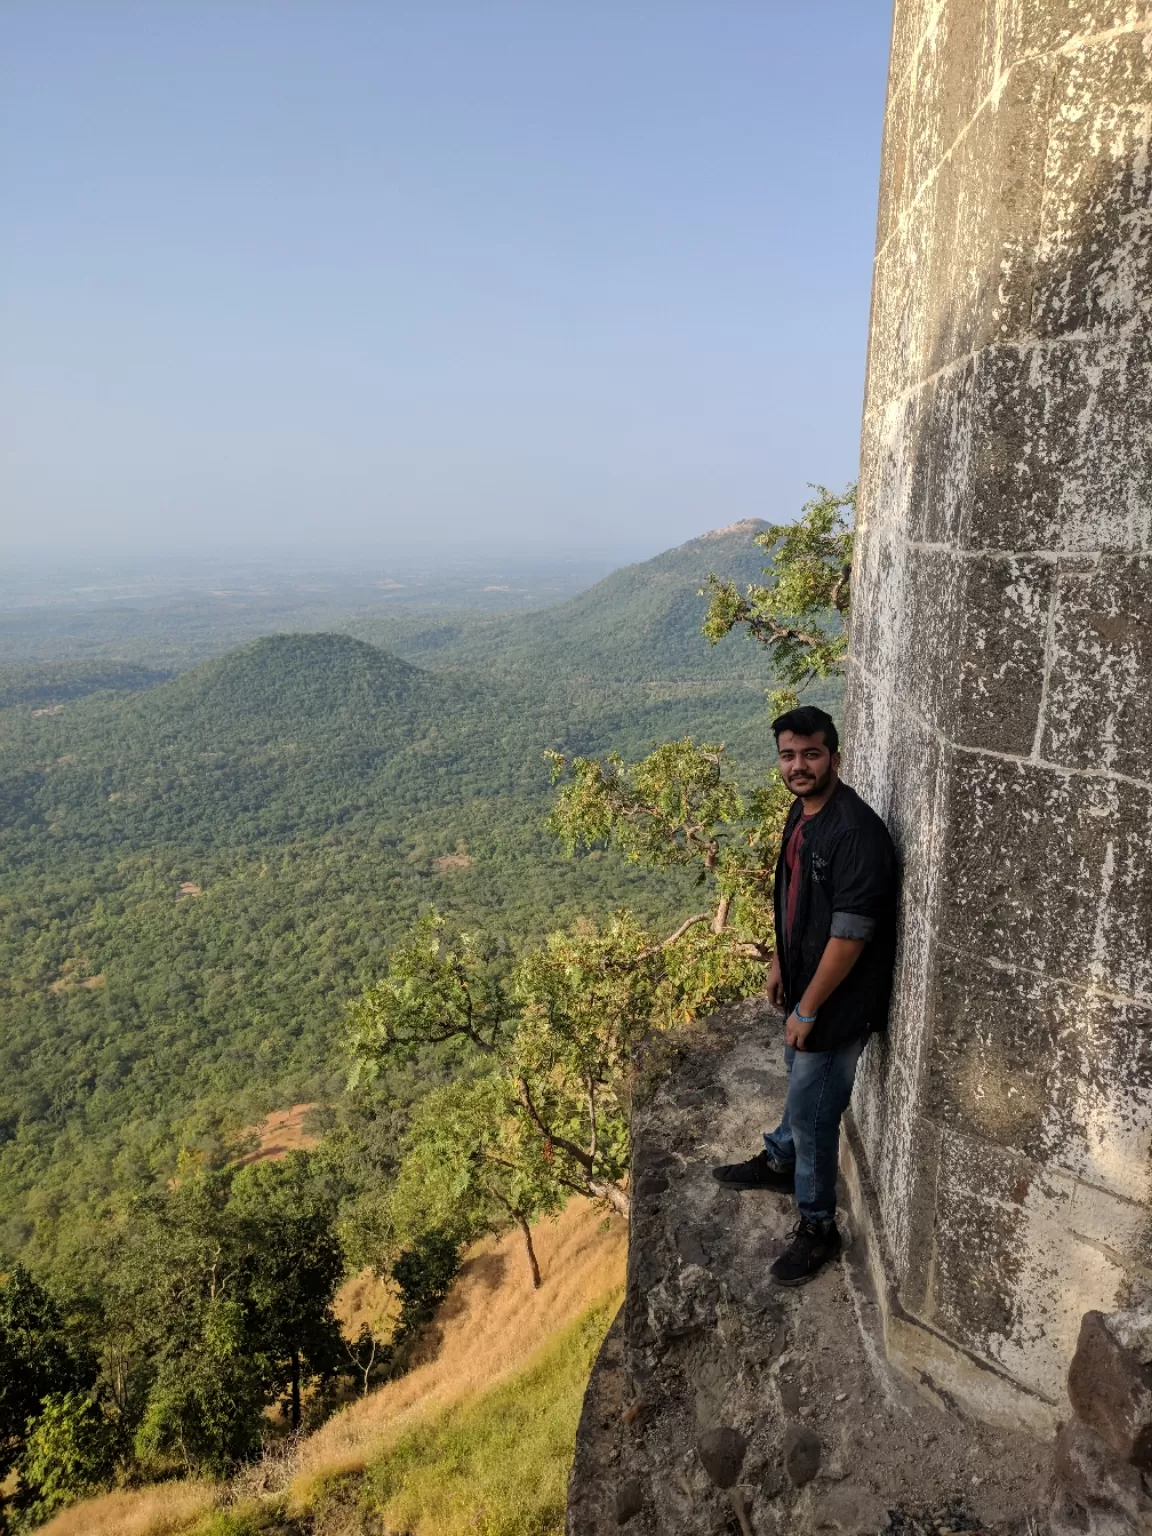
[783,1424,821,1486]
[614,1479,644,1526]
[1104,1303,1152,1363]
[812,1484,890,1534]
[1068,1313,1152,1469]
[1053,1419,1147,1514]
[846,0,1152,1422]
[633,1146,675,1174]
[635,1172,669,1198]
[645,1264,718,1344]
[674,1228,708,1268]
[696,1426,747,1489]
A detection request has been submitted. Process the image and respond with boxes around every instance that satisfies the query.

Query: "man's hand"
[765,951,785,1009]
[786,1010,817,1051]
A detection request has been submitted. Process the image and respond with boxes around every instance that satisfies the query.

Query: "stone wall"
[844,0,1152,1420]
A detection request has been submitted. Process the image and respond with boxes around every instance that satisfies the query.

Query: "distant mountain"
[355,521,775,682]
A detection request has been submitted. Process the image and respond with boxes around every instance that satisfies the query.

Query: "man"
[712,705,897,1287]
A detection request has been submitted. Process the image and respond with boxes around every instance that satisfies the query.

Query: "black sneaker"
[769,1219,842,1286]
[711,1150,795,1191]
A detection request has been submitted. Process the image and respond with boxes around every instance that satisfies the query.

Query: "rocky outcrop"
[567,1000,1051,1535]
[1049,1305,1152,1536]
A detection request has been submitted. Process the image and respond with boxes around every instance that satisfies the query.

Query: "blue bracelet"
[793,1008,818,1024]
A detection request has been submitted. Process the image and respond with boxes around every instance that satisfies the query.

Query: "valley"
[0,524,822,1271]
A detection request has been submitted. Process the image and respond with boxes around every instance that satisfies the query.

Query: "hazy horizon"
[2,3,891,559]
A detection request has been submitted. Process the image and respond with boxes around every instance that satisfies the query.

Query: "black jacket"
[773,780,898,1052]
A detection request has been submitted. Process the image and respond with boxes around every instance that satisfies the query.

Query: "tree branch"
[515,1077,595,1173]
[632,912,710,962]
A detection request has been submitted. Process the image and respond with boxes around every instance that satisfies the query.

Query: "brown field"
[177,881,202,898]
[235,1102,320,1166]
[48,972,105,994]
[434,852,473,872]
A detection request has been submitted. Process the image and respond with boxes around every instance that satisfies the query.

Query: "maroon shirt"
[784,811,816,944]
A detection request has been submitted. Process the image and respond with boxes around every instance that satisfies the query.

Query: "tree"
[100,1151,346,1470]
[389,1074,561,1288]
[14,1391,118,1527]
[547,739,786,962]
[228,1154,345,1430]
[132,1303,265,1477]
[703,482,855,714]
[346,913,509,1076]
[0,1266,95,1487]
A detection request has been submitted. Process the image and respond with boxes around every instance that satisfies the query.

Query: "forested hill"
[360,520,774,680]
[0,603,784,1268]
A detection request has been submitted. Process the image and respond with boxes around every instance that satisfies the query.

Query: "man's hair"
[771,705,839,753]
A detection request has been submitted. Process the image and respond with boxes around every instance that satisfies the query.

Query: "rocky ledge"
[566,999,1051,1536]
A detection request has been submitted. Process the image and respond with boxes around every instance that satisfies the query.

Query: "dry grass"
[289,1196,626,1505]
[365,1295,620,1536]
[434,852,473,872]
[37,1480,217,1536]
[37,1199,624,1536]
[234,1103,320,1167]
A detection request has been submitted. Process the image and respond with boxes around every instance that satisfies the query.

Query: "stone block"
[867,178,941,407]
[886,0,934,108]
[922,954,1152,1197]
[1041,557,1152,782]
[876,65,912,255]
[962,335,1152,553]
[1068,1312,1152,1468]
[952,554,1053,753]
[919,53,1053,375]
[1031,34,1152,341]
[938,752,1152,999]
[928,1130,1133,1404]
[906,354,977,547]
[1000,2,1148,72]
[900,0,1003,216]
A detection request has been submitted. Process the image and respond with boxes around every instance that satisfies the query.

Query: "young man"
[712,705,897,1286]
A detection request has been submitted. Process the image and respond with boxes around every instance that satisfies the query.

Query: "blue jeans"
[763,1039,865,1226]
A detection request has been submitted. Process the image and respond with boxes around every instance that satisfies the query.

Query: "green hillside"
[0,587,791,1269]
[356,520,774,680]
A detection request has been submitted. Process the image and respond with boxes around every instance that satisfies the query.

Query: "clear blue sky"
[1,3,892,560]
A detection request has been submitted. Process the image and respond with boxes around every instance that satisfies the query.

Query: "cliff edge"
[567,1000,1051,1534]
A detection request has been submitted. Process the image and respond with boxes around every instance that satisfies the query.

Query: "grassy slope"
[40,1198,627,1536]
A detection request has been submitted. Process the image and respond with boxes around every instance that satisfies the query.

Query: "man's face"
[776,730,839,799]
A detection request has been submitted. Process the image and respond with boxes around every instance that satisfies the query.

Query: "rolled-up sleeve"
[828,827,892,944]
[830,910,876,941]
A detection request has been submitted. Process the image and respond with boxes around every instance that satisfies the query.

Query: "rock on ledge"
[567,999,1050,1535]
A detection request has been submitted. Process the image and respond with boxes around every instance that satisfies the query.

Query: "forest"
[0,500,850,1529]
